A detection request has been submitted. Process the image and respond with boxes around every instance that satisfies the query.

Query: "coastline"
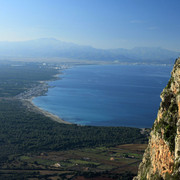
[15,75,71,125]
[22,98,71,124]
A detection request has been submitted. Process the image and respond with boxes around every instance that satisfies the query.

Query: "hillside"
[134,58,180,179]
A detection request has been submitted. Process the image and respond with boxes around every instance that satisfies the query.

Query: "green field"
[0,144,147,179]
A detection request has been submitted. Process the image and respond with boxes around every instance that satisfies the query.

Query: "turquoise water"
[33,64,172,128]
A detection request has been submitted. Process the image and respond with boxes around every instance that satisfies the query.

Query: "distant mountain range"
[0,38,179,64]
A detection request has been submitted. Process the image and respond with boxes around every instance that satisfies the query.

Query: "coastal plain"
[0,61,149,179]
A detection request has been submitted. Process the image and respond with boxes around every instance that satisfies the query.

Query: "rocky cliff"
[134,58,180,180]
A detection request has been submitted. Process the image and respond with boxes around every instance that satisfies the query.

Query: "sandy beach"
[15,80,71,125]
[22,98,71,124]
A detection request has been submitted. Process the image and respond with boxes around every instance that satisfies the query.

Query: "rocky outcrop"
[134,58,180,180]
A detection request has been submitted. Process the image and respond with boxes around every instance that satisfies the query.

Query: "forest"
[0,99,148,162]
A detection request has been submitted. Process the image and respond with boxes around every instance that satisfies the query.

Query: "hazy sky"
[0,0,180,51]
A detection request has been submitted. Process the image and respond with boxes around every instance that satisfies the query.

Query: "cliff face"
[134,58,180,180]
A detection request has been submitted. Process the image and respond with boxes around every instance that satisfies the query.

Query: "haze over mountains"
[0,38,179,64]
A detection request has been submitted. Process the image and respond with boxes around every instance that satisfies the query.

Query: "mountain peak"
[35,37,60,41]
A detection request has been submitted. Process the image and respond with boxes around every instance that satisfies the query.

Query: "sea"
[33,64,173,128]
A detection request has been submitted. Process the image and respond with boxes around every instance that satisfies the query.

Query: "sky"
[0,0,180,51]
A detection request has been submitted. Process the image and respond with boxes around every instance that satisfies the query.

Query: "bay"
[33,64,172,128]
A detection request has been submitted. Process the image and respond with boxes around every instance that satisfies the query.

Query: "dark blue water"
[33,64,172,128]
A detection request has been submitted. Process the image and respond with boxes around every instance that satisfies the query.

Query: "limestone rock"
[134,58,180,179]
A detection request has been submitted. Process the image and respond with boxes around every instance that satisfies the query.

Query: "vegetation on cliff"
[134,58,180,180]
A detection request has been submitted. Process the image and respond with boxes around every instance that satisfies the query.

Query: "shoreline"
[14,63,164,128]
[22,98,71,124]
[15,72,71,125]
